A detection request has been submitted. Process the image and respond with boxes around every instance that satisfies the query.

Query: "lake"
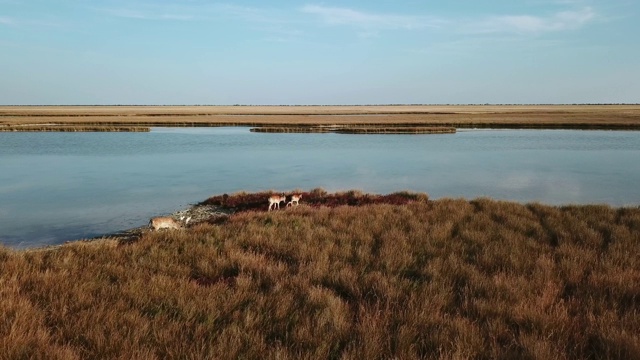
[1,127,639,248]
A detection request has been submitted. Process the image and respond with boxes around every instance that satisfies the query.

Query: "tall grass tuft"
[1,194,639,358]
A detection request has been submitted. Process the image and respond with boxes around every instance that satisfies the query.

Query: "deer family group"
[149,193,302,230]
[268,193,301,211]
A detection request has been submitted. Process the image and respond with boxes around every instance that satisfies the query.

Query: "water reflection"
[0,128,639,248]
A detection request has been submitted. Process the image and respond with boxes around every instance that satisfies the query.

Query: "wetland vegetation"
[249,126,457,134]
[0,125,150,132]
[1,190,639,359]
[2,105,639,357]
[1,105,639,131]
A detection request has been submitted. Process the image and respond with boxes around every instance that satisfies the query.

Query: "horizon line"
[2,103,639,107]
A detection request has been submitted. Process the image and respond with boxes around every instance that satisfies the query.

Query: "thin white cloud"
[95,2,599,42]
[98,6,195,21]
[0,16,14,25]
[301,4,443,30]
[215,4,276,23]
[0,15,66,28]
[470,7,596,34]
[0,16,15,25]
[301,4,596,36]
[97,3,286,24]
[97,3,306,43]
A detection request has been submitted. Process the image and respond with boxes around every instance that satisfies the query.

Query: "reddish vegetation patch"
[304,190,427,208]
[200,189,428,214]
[201,192,275,212]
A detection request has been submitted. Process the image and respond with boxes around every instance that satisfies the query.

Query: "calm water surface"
[1,127,639,248]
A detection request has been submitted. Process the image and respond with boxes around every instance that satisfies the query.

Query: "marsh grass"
[250,126,456,134]
[0,125,150,132]
[1,192,639,359]
[333,126,456,134]
[2,105,640,131]
[250,126,333,133]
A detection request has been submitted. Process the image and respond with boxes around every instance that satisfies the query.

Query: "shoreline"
[17,190,640,252]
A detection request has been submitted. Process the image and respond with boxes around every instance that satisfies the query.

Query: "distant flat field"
[1,105,640,129]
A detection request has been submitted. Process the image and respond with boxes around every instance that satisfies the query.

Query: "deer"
[286,194,302,207]
[149,215,191,230]
[268,194,286,211]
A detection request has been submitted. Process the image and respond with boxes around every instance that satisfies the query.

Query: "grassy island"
[250,126,457,134]
[1,190,639,359]
[0,125,150,132]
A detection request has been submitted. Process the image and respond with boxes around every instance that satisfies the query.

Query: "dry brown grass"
[1,105,639,130]
[250,126,457,134]
[1,193,639,359]
[0,125,149,132]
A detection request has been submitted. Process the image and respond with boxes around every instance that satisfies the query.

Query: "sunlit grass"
[1,192,639,358]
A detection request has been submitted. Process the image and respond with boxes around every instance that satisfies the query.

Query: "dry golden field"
[1,105,639,130]
[1,191,639,359]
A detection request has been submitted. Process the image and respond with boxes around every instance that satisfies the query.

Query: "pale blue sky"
[1,0,638,105]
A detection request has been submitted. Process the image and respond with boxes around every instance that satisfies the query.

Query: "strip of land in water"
[1,104,639,131]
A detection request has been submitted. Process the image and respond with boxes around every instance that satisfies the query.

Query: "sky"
[1,0,638,105]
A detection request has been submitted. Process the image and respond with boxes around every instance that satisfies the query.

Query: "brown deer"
[149,216,191,230]
[287,194,302,207]
[268,194,286,211]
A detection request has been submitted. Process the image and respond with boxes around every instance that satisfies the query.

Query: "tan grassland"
[1,191,639,359]
[1,105,640,130]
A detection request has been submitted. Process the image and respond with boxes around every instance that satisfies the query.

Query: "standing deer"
[268,194,286,211]
[149,215,191,230]
[287,194,302,207]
